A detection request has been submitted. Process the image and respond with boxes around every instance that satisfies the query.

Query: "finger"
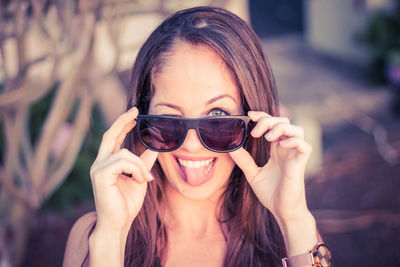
[98,148,154,181]
[279,137,312,155]
[92,157,148,187]
[247,111,272,121]
[97,107,138,161]
[114,160,148,184]
[112,120,136,154]
[229,147,260,181]
[140,149,159,172]
[250,116,291,138]
[248,111,290,123]
[265,123,304,142]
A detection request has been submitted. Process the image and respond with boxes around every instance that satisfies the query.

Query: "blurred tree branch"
[42,84,94,202]
[0,0,246,266]
[0,1,109,265]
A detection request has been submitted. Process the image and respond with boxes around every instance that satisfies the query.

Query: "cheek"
[217,155,236,177]
[157,153,175,173]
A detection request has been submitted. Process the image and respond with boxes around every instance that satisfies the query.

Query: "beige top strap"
[62,212,97,267]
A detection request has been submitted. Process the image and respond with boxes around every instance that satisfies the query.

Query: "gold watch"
[281,243,332,267]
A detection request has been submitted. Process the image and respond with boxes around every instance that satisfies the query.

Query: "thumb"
[140,149,159,171]
[229,148,260,181]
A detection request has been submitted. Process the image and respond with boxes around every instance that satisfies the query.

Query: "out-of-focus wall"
[95,0,249,74]
[304,0,393,64]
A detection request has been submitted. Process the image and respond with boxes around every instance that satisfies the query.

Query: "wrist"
[89,224,130,251]
[276,209,315,233]
[276,211,318,257]
[90,224,130,242]
[88,226,130,267]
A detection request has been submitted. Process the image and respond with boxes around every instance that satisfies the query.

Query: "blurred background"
[0,0,399,266]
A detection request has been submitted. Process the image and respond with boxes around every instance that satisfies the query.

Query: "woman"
[63,6,329,267]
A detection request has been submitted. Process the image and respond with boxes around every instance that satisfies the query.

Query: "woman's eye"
[209,108,229,116]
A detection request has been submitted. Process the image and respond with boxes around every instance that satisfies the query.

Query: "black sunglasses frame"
[136,115,250,153]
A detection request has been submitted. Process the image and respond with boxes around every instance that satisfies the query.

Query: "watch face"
[313,244,332,267]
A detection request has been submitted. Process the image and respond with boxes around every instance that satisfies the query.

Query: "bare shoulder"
[63,211,97,267]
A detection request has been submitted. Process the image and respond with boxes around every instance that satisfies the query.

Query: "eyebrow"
[154,94,238,112]
[206,94,238,105]
[153,103,184,113]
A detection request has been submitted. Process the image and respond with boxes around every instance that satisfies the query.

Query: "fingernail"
[251,127,258,136]
[248,111,255,117]
[148,173,154,181]
[265,132,273,140]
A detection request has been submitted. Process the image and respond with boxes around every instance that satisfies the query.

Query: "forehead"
[150,43,241,114]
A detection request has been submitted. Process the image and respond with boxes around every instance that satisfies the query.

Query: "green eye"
[209,108,229,116]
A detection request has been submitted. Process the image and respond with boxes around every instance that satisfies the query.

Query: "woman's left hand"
[229,110,312,224]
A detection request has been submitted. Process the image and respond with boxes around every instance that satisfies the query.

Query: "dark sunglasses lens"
[199,118,246,151]
[139,117,185,151]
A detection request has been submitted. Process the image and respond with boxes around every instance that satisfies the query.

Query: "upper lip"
[174,155,215,161]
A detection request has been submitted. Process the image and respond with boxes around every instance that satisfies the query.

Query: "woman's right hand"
[89,107,158,234]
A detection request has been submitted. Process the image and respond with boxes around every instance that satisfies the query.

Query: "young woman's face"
[148,43,242,201]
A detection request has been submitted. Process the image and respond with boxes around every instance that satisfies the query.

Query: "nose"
[180,129,204,152]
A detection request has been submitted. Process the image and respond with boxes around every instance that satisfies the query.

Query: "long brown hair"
[124,6,285,266]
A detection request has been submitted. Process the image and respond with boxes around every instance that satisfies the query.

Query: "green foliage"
[29,83,58,145]
[358,1,400,83]
[27,83,107,212]
[0,118,3,165]
[0,83,3,165]
[42,105,106,212]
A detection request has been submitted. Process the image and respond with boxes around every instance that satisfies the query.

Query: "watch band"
[282,252,314,267]
[281,243,331,267]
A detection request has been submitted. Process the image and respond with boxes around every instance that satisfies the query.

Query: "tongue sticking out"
[181,161,214,186]
[183,166,209,186]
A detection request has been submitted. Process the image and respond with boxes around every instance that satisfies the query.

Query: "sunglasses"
[136,115,250,153]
